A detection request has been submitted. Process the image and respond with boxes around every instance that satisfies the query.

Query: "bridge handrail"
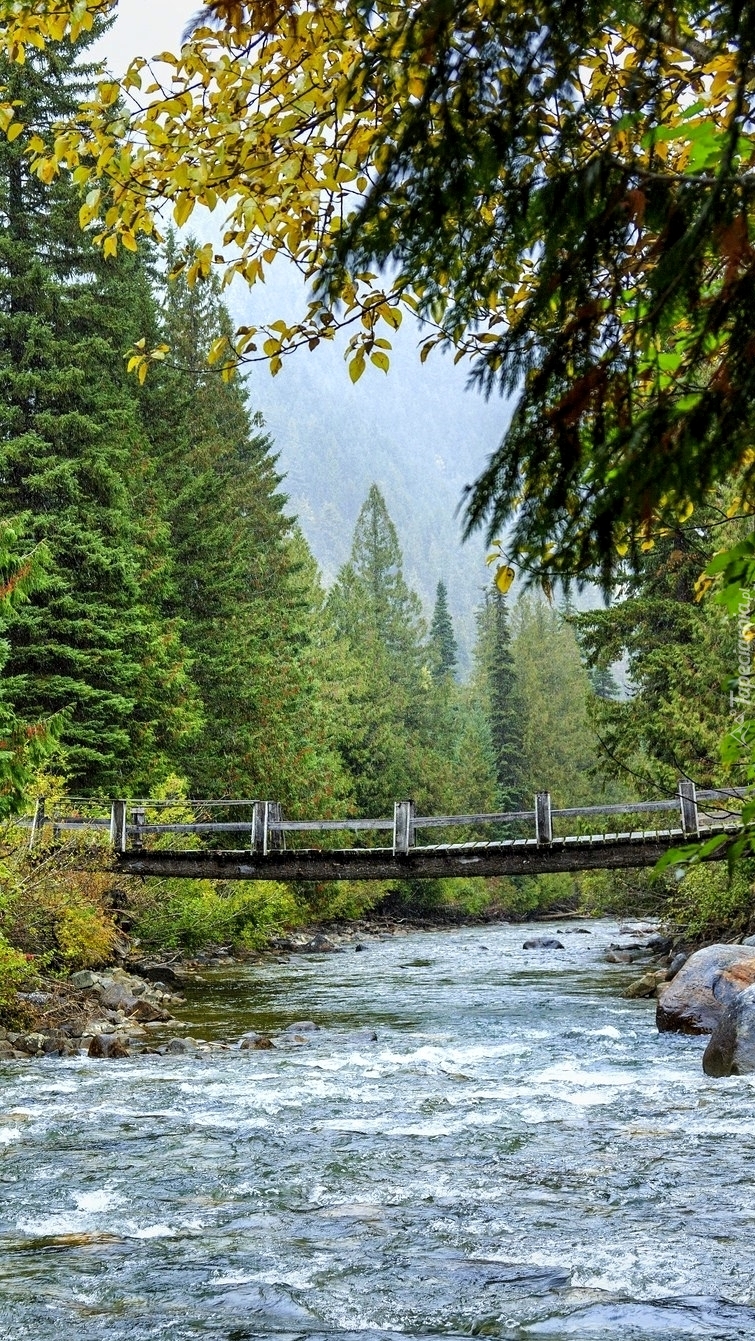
[19,782,750,855]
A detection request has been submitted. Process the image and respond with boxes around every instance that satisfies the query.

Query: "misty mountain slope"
[242,315,512,666]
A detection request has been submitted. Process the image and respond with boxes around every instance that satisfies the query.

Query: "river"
[1,919,754,1340]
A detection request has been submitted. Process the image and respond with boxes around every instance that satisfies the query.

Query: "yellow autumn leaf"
[494,565,515,594]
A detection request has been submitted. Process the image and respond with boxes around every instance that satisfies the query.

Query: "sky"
[90,3,519,658]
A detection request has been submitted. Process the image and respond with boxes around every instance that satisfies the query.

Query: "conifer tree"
[473,592,526,811]
[145,244,352,812]
[0,35,197,793]
[429,580,458,682]
[327,485,431,813]
[0,520,58,814]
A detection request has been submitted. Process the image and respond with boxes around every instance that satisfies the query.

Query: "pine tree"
[327,486,431,814]
[0,520,58,815]
[472,592,526,810]
[0,35,197,793]
[429,580,458,682]
[510,596,602,807]
[144,244,352,812]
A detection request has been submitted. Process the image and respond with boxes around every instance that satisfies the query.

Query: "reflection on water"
[0,921,754,1339]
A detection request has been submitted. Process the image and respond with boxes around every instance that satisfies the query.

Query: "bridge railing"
[21,781,747,856]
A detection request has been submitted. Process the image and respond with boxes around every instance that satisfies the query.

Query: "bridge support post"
[252,801,267,855]
[679,779,699,837]
[110,800,127,855]
[535,792,552,846]
[28,796,45,852]
[268,802,285,852]
[393,800,415,855]
[132,805,146,850]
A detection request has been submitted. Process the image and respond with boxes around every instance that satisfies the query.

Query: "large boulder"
[656,945,755,1034]
[703,984,755,1076]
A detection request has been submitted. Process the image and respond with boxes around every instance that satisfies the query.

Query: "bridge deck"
[116,823,739,881]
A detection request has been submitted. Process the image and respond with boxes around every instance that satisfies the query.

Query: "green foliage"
[574,514,739,793]
[0,932,35,1016]
[0,846,117,970]
[510,595,603,806]
[667,862,755,940]
[0,518,59,816]
[144,245,353,814]
[0,35,199,794]
[128,879,304,953]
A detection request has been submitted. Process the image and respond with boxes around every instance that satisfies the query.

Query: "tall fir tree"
[0,34,197,793]
[573,514,739,793]
[327,485,432,813]
[472,592,526,810]
[144,242,352,811]
[429,580,458,682]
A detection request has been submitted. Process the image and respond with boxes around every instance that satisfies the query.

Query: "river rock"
[128,999,173,1024]
[165,1036,198,1055]
[703,984,755,1076]
[647,934,673,955]
[99,982,139,1013]
[656,945,755,1034]
[666,951,689,980]
[523,937,565,950]
[128,961,183,987]
[623,971,667,999]
[70,970,98,989]
[239,1032,275,1050]
[88,1034,129,1059]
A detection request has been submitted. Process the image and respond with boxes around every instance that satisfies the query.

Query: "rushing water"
[1,919,755,1341]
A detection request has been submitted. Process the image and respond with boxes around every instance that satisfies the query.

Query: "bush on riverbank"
[127,876,305,952]
[666,861,755,940]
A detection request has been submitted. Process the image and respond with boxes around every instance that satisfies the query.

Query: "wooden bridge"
[24,781,747,880]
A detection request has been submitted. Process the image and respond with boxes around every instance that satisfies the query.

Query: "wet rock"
[624,971,667,999]
[239,1032,275,1050]
[656,945,755,1034]
[354,943,366,952]
[128,962,184,988]
[703,984,755,1076]
[165,1036,198,1055]
[14,1033,46,1056]
[88,1034,129,1059]
[647,933,673,955]
[128,999,173,1024]
[282,1020,320,1033]
[0,1040,18,1060]
[666,951,689,980]
[299,935,338,954]
[522,937,565,950]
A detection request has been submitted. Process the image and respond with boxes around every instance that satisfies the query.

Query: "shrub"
[0,932,35,1017]
[666,861,755,940]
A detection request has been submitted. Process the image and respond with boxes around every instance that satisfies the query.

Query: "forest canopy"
[2,2,755,583]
